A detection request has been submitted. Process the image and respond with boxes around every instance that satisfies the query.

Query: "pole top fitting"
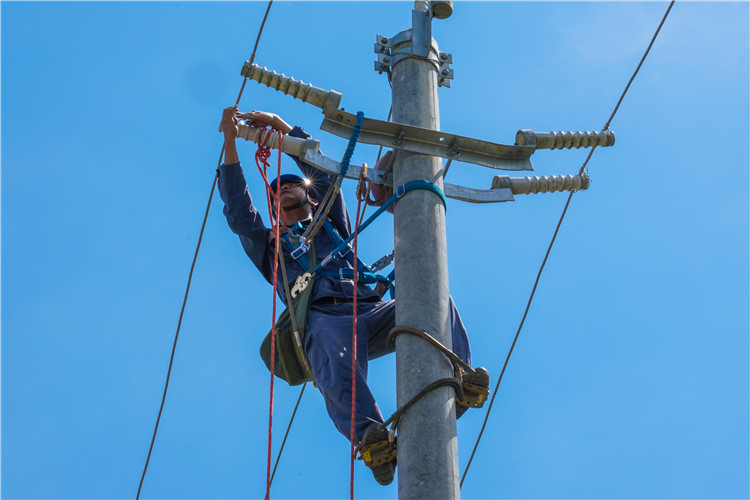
[431,1,453,19]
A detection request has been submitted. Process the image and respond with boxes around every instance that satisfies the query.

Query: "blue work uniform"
[218,126,471,442]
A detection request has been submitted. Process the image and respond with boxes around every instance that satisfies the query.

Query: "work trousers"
[304,297,471,443]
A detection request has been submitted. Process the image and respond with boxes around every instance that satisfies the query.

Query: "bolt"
[381,37,389,44]
[383,56,391,63]
[440,53,448,60]
[441,69,449,76]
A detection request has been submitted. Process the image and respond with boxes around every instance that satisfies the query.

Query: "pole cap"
[431,0,453,19]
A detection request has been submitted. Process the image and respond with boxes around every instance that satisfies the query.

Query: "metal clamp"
[374,32,453,88]
[370,252,394,272]
[321,107,533,171]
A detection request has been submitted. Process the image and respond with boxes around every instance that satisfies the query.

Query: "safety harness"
[283,219,391,286]
[281,179,448,294]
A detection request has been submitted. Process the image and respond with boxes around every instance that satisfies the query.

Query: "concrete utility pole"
[389,2,459,498]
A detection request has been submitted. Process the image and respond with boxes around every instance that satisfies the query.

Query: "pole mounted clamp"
[374,32,454,88]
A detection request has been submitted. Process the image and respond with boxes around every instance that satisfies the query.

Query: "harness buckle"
[396,184,406,198]
[291,241,309,260]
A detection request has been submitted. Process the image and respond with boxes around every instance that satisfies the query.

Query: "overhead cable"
[136,2,274,498]
[460,0,676,488]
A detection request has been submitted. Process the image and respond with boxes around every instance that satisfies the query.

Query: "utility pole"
[388,2,459,498]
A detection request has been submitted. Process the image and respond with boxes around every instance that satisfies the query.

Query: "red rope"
[349,170,368,498]
[255,129,282,221]
[256,129,284,500]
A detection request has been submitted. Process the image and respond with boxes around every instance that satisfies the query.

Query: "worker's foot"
[359,423,397,485]
[456,366,490,419]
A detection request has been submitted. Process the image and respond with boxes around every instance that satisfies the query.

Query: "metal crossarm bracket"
[320,107,534,171]
[235,123,514,202]
[234,123,585,202]
[236,63,605,200]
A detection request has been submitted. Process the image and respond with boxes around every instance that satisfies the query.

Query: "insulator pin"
[492,174,590,195]
[235,123,318,159]
[515,129,615,150]
[240,62,343,110]
[237,123,282,148]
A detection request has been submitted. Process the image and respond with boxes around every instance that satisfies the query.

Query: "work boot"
[359,423,397,485]
[456,366,490,419]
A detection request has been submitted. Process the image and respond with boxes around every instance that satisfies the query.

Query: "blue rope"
[336,111,364,182]
[301,111,364,241]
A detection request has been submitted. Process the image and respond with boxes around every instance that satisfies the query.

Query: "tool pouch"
[259,245,317,386]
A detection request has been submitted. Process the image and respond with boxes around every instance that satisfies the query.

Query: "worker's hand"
[236,110,293,134]
[220,106,239,140]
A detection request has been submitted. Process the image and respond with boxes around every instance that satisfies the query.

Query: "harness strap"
[281,229,311,272]
[283,219,392,286]
[322,220,371,274]
[280,180,443,288]
[311,180,446,274]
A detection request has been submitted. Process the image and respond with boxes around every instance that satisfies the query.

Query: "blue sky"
[2,1,748,499]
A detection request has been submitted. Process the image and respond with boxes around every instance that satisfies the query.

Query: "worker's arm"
[217,107,276,283]
[220,106,240,164]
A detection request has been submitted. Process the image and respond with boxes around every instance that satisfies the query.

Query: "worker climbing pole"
[139,1,702,499]
[130,0,685,497]
[233,1,612,496]
[229,1,618,497]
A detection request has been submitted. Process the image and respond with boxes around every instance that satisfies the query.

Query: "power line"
[136,2,274,498]
[460,0,676,487]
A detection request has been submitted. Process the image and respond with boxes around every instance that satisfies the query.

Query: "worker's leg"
[448,296,471,366]
[305,302,384,442]
[365,296,471,366]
